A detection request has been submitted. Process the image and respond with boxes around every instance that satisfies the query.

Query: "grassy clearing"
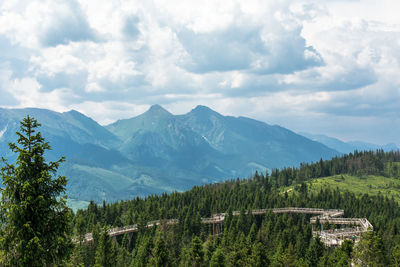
[300,174,400,204]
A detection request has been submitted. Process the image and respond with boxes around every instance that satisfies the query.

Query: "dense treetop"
[0,116,72,267]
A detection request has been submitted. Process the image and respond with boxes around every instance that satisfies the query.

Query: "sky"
[0,0,400,145]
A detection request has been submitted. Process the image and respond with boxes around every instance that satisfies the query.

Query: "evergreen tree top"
[0,115,72,267]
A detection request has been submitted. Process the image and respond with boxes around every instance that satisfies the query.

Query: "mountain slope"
[107,105,231,185]
[0,108,119,149]
[107,105,339,180]
[0,108,147,203]
[181,105,338,169]
[1,106,340,206]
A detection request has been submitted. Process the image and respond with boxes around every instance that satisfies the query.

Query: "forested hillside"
[69,151,400,266]
[268,150,400,188]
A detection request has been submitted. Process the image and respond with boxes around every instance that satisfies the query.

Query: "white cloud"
[6,76,78,111]
[0,66,18,105]
[0,0,96,49]
[69,100,149,125]
[0,0,400,145]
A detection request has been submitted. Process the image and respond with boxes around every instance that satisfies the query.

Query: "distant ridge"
[300,132,398,154]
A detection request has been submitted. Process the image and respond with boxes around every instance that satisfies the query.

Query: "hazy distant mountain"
[0,106,340,206]
[299,132,398,154]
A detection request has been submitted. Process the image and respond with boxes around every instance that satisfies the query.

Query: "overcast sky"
[1,0,399,145]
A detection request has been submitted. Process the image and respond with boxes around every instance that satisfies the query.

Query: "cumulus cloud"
[0,0,399,145]
[174,1,323,74]
[39,0,98,47]
[0,0,96,49]
[0,66,18,105]
[122,15,141,40]
[177,25,323,74]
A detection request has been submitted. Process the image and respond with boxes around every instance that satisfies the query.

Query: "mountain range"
[299,132,398,154]
[2,104,391,208]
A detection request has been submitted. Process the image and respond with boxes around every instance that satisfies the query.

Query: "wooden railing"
[201,207,345,224]
[79,207,372,246]
[82,219,179,242]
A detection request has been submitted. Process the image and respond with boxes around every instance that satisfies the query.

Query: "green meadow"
[299,174,400,204]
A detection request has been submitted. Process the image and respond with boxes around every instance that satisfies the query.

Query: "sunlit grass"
[300,174,400,204]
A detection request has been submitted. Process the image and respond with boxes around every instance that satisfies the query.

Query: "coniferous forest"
[69,151,400,266]
[1,117,400,266]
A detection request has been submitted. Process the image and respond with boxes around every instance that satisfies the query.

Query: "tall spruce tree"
[0,116,72,266]
[189,236,204,266]
[149,229,169,266]
[94,226,114,267]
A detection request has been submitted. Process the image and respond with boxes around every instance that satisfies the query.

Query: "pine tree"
[209,248,225,267]
[76,215,87,244]
[392,244,400,266]
[282,243,297,267]
[250,242,269,267]
[247,222,257,244]
[203,237,215,266]
[132,234,152,267]
[189,236,204,266]
[149,229,169,266]
[352,231,386,266]
[86,223,101,266]
[305,237,325,267]
[116,234,130,267]
[94,226,114,267]
[0,116,72,267]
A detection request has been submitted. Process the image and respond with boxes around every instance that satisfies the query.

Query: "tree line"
[269,150,400,187]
